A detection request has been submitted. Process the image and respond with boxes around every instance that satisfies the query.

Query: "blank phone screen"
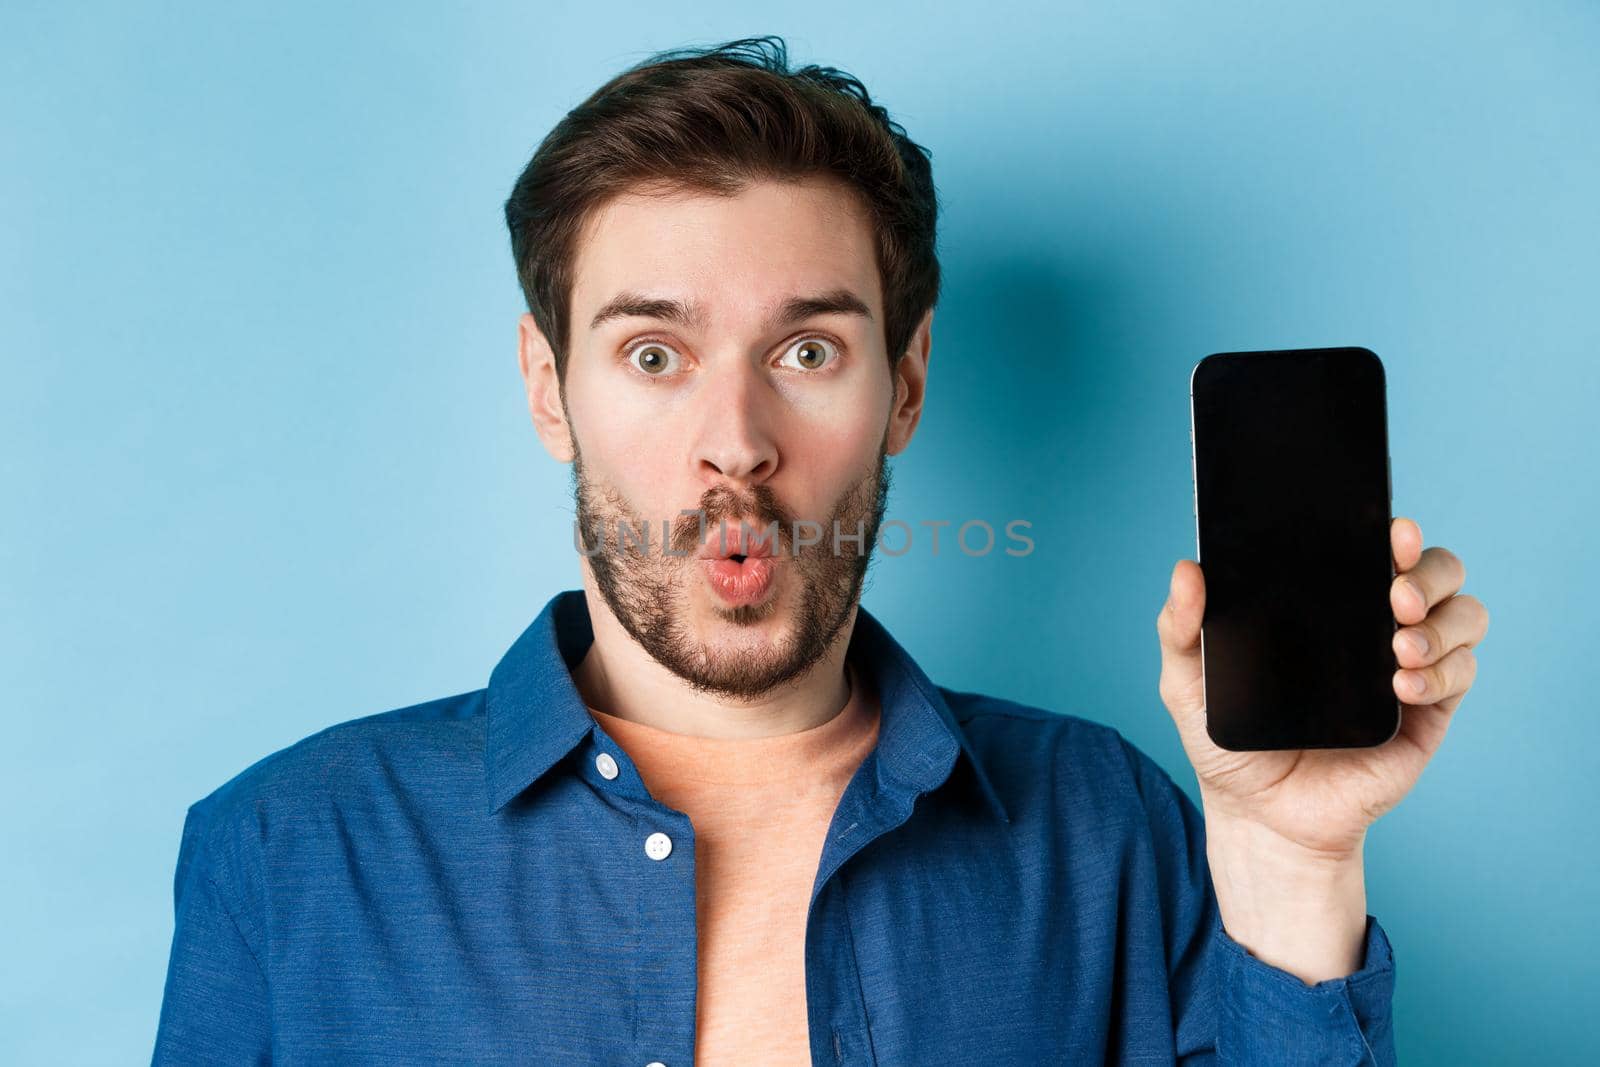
[1189,347,1401,750]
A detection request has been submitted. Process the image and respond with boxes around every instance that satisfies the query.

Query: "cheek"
[565,361,659,461]
[778,357,892,440]
[565,394,673,513]
[784,398,887,497]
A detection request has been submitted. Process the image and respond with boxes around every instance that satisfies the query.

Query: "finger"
[1157,560,1205,651]
[1392,545,1466,625]
[1156,559,1208,726]
[1391,516,1423,573]
[1392,594,1492,669]
[1385,644,1478,769]
[1394,643,1478,708]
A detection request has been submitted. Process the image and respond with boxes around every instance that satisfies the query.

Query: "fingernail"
[1403,672,1426,696]
[1403,631,1428,658]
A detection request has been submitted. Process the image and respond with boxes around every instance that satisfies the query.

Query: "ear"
[518,313,575,463]
[886,307,933,456]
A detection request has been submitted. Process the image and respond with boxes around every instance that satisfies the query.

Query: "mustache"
[668,483,796,556]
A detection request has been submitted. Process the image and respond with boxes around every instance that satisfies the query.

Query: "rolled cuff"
[1214,912,1396,1066]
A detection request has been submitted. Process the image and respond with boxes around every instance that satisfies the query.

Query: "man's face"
[533,175,924,700]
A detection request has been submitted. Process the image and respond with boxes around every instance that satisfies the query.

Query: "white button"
[644,832,673,860]
[595,752,619,779]
[646,1062,667,1067]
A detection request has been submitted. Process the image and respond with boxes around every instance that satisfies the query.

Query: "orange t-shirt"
[585,658,881,1066]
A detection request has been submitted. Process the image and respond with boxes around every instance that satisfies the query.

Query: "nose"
[691,361,780,488]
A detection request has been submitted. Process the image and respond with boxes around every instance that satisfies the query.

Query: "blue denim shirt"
[153,589,1396,1065]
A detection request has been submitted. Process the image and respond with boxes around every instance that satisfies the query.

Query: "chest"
[254,785,1169,1064]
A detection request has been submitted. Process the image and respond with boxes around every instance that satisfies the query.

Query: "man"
[153,36,1488,1066]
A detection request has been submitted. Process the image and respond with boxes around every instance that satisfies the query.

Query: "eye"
[777,336,840,372]
[625,340,682,377]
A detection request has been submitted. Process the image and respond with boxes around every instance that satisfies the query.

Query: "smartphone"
[1189,346,1401,750]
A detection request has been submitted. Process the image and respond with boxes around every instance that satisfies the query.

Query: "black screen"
[1189,347,1400,750]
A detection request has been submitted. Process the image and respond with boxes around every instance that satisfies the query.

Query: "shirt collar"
[484,589,1009,824]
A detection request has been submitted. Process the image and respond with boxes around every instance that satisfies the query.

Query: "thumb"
[1156,559,1208,734]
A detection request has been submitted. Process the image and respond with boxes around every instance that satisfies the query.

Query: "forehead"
[569,175,883,327]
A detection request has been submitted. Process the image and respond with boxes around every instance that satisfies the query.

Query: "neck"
[571,571,856,739]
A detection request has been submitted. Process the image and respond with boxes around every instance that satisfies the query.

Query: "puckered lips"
[698,519,780,607]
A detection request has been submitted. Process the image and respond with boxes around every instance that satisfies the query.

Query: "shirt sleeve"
[151,804,273,1065]
[1118,736,1398,1066]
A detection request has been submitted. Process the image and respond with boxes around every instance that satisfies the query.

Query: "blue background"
[4,2,1595,1062]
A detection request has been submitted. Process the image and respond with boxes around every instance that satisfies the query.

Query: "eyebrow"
[587,288,874,333]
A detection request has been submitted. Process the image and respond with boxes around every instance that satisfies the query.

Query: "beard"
[570,430,892,701]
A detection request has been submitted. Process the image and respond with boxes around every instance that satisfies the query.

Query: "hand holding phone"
[1157,345,1490,976]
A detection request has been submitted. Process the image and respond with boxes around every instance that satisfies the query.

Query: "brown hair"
[504,35,942,384]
